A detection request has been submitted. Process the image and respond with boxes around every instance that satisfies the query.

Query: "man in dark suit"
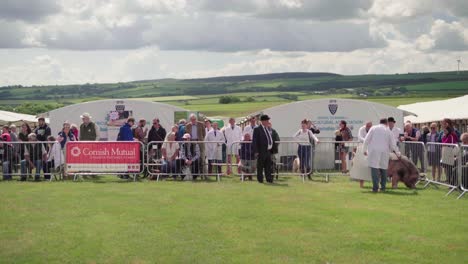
[252,115,276,183]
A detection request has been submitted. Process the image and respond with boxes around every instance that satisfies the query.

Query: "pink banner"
[66,142,141,173]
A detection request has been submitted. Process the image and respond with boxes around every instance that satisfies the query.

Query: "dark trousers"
[208,159,222,174]
[257,152,273,183]
[298,145,311,174]
[371,167,387,192]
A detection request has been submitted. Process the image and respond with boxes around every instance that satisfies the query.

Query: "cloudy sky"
[1,0,468,86]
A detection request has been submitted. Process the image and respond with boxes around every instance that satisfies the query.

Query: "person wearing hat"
[252,114,277,183]
[387,117,402,146]
[79,112,100,141]
[180,133,201,180]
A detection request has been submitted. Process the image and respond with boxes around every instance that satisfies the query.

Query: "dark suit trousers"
[257,152,273,183]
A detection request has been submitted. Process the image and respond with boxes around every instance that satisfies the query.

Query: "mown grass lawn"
[0,176,466,264]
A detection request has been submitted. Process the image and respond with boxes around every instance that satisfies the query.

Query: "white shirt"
[293,129,319,146]
[162,141,179,160]
[363,124,400,169]
[358,125,370,143]
[242,124,256,139]
[204,129,225,160]
[47,142,64,168]
[389,126,402,144]
[205,127,213,135]
[223,125,242,147]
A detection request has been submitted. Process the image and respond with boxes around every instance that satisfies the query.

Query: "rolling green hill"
[0,71,467,117]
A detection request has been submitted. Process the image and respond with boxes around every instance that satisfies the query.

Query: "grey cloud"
[0,20,27,48]
[154,16,386,52]
[0,0,60,22]
[198,0,373,21]
[36,18,152,50]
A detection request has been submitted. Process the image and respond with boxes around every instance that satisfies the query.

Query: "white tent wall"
[398,95,468,134]
[261,98,407,139]
[257,98,409,171]
[46,99,187,140]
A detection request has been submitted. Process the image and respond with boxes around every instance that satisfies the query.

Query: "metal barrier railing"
[313,141,360,180]
[458,145,468,199]
[423,142,459,195]
[64,141,145,182]
[230,140,315,182]
[0,141,63,181]
[399,141,427,174]
[146,141,225,181]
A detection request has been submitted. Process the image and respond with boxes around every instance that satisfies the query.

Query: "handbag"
[441,145,459,166]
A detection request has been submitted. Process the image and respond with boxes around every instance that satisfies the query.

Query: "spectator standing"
[185,114,206,174]
[180,133,201,180]
[308,120,320,134]
[223,117,242,175]
[134,118,148,143]
[293,119,319,179]
[338,120,353,174]
[58,121,76,149]
[252,115,276,183]
[242,116,257,139]
[238,133,255,180]
[204,121,225,174]
[402,122,424,171]
[204,119,213,135]
[147,118,166,145]
[20,133,47,181]
[18,122,31,142]
[177,119,186,141]
[117,118,135,141]
[79,113,100,141]
[34,117,51,178]
[426,123,442,181]
[388,117,402,146]
[1,133,14,180]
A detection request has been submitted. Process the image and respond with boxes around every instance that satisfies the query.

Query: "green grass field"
[0,176,466,263]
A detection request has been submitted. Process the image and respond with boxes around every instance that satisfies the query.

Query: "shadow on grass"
[361,189,418,196]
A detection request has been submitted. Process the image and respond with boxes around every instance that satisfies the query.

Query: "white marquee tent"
[45,99,188,140]
[398,95,468,124]
[250,98,414,139]
[0,110,49,126]
[398,95,468,134]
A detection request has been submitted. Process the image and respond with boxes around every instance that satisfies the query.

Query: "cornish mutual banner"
[65,141,141,173]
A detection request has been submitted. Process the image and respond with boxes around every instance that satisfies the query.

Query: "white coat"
[223,125,242,155]
[204,129,225,160]
[47,142,65,169]
[358,125,368,143]
[363,124,400,169]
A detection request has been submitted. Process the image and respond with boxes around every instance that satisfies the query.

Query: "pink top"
[442,133,457,144]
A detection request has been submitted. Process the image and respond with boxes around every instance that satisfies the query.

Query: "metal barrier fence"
[423,142,459,195]
[146,141,225,181]
[458,145,468,199]
[313,141,361,180]
[231,140,313,182]
[65,141,145,181]
[0,141,64,181]
[399,141,427,174]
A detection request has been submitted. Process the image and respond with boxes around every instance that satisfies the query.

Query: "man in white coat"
[358,121,372,143]
[363,118,401,192]
[223,117,242,175]
[242,116,257,139]
[204,122,225,174]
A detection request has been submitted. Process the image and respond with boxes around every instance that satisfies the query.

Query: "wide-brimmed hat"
[80,112,92,119]
[260,114,270,121]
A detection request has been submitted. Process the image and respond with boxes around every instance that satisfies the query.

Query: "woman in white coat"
[363,118,401,192]
[204,122,225,174]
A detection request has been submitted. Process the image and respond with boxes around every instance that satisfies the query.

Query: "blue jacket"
[177,125,186,141]
[117,123,134,141]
